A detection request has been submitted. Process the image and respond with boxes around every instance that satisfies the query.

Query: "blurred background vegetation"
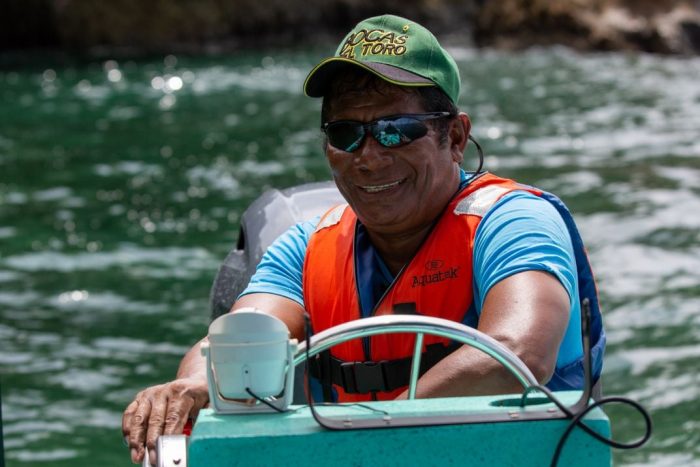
[2,0,699,61]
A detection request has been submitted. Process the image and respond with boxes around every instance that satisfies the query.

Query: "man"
[123,14,605,464]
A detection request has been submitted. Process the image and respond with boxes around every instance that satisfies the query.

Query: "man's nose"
[354,135,393,171]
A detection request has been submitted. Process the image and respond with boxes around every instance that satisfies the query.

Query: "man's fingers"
[145,391,169,466]
[122,399,139,437]
[128,396,152,463]
[163,395,194,435]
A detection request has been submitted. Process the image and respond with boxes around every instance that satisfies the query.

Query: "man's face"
[324,83,464,237]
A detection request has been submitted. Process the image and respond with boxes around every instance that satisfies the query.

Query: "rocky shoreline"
[474,0,700,55]
[2,0,699,57]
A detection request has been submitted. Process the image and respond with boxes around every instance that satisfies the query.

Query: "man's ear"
[450,113,471,163]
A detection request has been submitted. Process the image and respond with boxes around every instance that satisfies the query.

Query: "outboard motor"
[209,181,344,320]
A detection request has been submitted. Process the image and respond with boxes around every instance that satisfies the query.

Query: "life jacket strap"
[309,343,456,395]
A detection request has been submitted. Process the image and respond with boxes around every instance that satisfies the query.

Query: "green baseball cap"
[304,14,460,103]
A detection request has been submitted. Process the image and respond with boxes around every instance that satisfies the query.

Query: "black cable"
[520,297,652,466]
[551,396,652,466]
[302,313,389,429]
[520,384,652,466]
[244,387,288,413]
[468,135,485,174]
[303,300,651,463]
[464,135,485,186]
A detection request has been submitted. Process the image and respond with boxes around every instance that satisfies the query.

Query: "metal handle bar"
[293,315,538,398]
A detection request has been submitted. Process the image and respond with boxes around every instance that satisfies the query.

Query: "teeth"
[361,180,401,193]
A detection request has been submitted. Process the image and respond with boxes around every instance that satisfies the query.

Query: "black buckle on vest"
[308,344,457,398]
[340,361,389,394]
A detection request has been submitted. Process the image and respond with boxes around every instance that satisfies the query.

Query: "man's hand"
[120,295,301,465]
[122,377,208,465]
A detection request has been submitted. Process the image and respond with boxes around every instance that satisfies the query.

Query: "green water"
[1,47,699,466]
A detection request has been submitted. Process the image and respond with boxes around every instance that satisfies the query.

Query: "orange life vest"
[302,173,542,402]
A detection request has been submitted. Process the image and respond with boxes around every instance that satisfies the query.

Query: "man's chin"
[356,210,410,233]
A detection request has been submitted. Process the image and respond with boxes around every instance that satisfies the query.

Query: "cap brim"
[304,57,434,98]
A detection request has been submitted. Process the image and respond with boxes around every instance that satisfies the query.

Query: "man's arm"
[123,216,313,464]
[399,189,578,398]
[121,293,304,465]
[398,269,569,398]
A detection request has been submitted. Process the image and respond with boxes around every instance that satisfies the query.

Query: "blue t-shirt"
[241,172,583,369]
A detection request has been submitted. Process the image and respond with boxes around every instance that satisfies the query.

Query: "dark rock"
[681,20,700,52]
[0,0,698,56]
[0,0,60,51]
[34,0,476,56]
[474,0,700,55]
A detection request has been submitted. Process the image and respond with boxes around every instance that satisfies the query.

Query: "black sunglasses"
[321,112,453,152]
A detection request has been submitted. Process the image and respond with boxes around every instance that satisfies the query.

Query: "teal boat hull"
[189,392,610,466]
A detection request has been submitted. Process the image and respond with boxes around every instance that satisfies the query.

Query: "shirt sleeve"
[238,216,319,306]
[472,190,583,367]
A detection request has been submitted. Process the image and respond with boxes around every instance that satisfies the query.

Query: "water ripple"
[3,246,216,273]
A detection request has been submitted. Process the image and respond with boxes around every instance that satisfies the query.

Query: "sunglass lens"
[373,117,429,148]
[327,122,365,152]
[374,121,403,147]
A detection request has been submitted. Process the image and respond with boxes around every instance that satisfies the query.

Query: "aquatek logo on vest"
[339,28,409,59]
[412,260,459,288]
[425,259,444,270]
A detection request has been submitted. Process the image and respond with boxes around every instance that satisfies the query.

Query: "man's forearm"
[398,345,531,399]
[175,337,208,381]
[401,270,569,399]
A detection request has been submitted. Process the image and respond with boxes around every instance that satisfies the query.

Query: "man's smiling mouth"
[359,179,405,193]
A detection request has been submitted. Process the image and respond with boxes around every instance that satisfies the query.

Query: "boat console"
[151,312,611,466]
